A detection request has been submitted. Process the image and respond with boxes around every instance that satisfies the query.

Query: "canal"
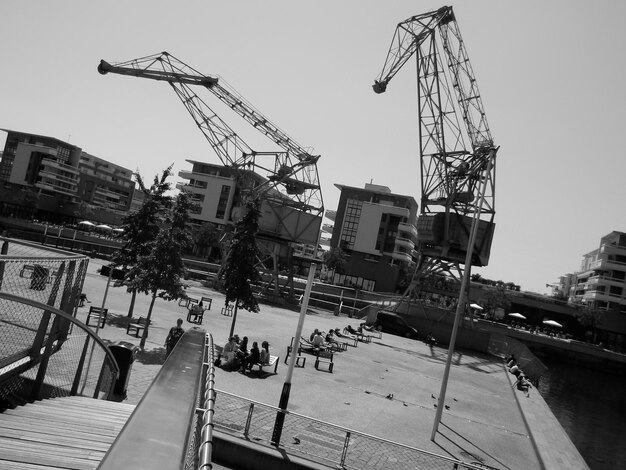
[539,357,626,470]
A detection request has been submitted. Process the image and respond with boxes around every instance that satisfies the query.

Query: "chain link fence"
[0,237,118,408]
[213,390,494,470]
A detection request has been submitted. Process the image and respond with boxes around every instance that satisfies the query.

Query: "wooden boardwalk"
[0,396,134,469]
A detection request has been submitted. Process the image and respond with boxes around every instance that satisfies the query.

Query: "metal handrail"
[197,333,216,469]
[0,291,119,400]
[212,389,492,470]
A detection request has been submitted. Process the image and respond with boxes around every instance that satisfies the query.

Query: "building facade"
[329,183,418,292]
[176,160,238,228]
[0,129,135,225]
[567,231,626,313]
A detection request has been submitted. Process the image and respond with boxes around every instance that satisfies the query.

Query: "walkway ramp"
[0,396,135,470]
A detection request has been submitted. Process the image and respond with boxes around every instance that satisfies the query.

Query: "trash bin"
[29,264,49,290]
[109,341,139,396]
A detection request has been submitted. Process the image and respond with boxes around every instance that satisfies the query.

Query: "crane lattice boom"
[98,52,323,217]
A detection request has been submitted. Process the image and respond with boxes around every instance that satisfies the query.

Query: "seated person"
[514,374,533,397]
[346,325,359,336]
[309,328,320,342]
[260,341,271,365]
[236,336,249,361]
[312,331,325,349]
[241,341,260,372]
[221,336,239,369]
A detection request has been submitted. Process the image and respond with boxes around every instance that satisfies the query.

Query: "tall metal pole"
[271,262,316,446]
[431,152,495,440]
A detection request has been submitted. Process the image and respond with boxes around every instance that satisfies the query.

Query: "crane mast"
[374,5,498,293]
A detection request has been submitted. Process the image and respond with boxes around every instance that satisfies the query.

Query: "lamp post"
[271,262,316,446]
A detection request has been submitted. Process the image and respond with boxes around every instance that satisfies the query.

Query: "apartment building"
[0,129,135,224]
[568,231,626,313]
[176,160,238,228]
[329,183,418,292]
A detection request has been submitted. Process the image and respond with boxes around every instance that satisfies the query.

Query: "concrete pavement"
[78,257,589,469]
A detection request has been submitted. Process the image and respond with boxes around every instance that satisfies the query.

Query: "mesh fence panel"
[213,390,492,470]
[0,237,117,404]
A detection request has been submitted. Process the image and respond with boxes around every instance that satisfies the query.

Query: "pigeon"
[431,394,436,399]
[293,437,301,445]
[453,398,458,402]
[445,405,450,410]
[433,404,437,408]
[386,393,394,400]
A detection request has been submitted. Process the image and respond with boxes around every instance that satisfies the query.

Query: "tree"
[192,221,220,261]
[131,190,196,349]
[323,246,348,277]
[112,168,173,317]
[220,199,261,338]
[574,305,604,343]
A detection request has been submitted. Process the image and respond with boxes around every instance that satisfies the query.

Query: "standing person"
[165,318,185,358]
[260,341,270,365]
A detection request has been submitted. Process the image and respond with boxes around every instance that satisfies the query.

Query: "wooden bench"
[315,350,334,373]
[127,316,149,338]
[200,296,213,311]
[86,307,108,328]
[221,305,234,317]
[186,306,204,325]
[249,355,279,376]
[285,337,305,366]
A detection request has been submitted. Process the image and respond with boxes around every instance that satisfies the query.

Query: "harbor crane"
[99,52,324,295]
[373,6,498,303]
[373,5,499,439]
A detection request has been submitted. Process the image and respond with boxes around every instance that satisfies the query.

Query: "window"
[340,199,362,250]
[215,185,231,219]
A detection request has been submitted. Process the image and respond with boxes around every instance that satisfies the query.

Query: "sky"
[1,1,625,294]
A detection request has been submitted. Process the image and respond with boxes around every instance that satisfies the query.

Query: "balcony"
[394,236,415,250]
[390,249,413,264]
[397,222,418,241]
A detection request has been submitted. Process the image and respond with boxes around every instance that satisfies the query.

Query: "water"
[538,357,626,470]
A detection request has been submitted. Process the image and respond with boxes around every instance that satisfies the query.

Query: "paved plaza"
[76,257,588,470]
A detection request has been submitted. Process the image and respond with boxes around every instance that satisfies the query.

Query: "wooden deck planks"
[0,396,135,470]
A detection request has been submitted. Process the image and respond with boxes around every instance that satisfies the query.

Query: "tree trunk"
[127,289,137,318]
[140,291,157,350]
[228,303,239,338]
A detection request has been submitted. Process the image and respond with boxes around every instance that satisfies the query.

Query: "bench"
[221,305,234,317]
[249,355,279,376]
[327,341,348,352]
[200,296,213,311]
[285,337,305,366]
[187,306,204,325]
[86,307,108,328]
[315,350,334,373]
[127,316,149,338]
[178,296,199,308]
[343,327,372,344]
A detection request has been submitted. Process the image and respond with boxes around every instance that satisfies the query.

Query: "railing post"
[339,431,351,468]
[71,336,91,395]
[244,403,255,438]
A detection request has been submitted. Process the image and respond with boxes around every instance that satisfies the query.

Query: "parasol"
[543,320,563,328]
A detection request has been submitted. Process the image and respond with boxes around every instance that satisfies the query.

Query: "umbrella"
[507,313,526,320]
[96,224,112,230]
[543,320,563,328]
[78,221,95,226]
[470,303,483,310]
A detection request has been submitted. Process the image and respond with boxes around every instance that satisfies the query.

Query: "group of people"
[309,327,358,349]
[219,335,270,373]
[506,354,533,397]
